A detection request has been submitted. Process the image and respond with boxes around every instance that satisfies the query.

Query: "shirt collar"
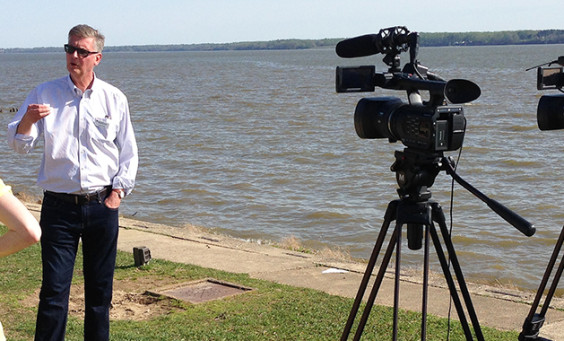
[67,73,98,98]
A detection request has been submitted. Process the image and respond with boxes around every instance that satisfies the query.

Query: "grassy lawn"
[0,226,519,340]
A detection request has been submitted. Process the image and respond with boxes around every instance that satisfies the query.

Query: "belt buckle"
[88,188,105,203]
[85,191,97,204]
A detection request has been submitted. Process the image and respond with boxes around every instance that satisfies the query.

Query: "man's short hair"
[68,24,105,52]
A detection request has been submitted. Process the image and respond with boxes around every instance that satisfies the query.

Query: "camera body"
[533,57,564,131]
[336,27,479,153]
[353,97,465,152]
[537,65,564,90]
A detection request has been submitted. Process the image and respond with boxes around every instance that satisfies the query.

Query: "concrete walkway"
[25,203,564,340]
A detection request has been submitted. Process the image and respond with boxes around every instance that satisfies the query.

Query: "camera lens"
[354,97,403,139]
[537,94,564,131]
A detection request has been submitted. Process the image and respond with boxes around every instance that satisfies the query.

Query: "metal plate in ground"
[148,278,254,304]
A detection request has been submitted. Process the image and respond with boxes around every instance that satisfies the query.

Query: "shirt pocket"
[91,115,118,141]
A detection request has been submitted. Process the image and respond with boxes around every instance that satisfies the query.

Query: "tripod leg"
[352,223,401,341]
[421,223,431,340]
[429,223,475,340]
[520,225,564,340]
[431,203,485,341]
[392,222,402,341]
[538,226,564,318]
[341,200,398,341]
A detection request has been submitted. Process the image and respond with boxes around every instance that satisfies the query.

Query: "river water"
[1,44,563,291]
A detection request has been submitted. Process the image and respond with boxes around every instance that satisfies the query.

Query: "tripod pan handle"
[486,198,535,237]
[443,156,535,237]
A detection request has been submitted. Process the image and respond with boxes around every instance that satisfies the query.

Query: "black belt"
[45,187,110,205]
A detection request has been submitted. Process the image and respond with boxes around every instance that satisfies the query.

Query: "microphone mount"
[379,26,414,72]
[336,26,420,73]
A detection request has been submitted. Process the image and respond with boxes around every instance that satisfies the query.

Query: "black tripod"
[519,225,564,340]
[341,149,535,341]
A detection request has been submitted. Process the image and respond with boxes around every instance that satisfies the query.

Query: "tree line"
[421,29,564,46]
[2,30,563,53]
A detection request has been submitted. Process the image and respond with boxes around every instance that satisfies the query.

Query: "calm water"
[1,44,563,291]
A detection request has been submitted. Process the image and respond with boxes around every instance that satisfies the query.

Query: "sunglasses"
[64,44,98,58]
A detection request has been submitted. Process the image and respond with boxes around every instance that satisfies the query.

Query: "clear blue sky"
[1,0,562,48]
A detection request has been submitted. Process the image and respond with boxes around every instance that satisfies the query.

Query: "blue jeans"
[35,193,119,341]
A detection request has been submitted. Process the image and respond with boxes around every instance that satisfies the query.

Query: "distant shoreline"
[1,29,563,53]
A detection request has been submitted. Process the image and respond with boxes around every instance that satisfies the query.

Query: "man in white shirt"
[7,24,138,341]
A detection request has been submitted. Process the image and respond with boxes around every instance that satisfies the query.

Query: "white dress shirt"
[7,75,138,195]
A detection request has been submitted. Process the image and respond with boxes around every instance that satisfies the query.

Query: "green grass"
[0,225,519,340]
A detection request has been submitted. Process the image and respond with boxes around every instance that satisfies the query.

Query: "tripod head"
[391,148,442,202]
[390,148,443,250]
[390,148,536,237]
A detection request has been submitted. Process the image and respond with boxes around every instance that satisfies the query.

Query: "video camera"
[336,26,481,152]
[527,56,564,131]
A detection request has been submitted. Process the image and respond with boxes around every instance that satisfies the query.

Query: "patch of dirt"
[22,277,185,321]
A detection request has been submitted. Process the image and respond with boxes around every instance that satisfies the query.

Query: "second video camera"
[530,56,564,131]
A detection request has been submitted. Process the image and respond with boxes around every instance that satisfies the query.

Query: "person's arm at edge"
[0,189,41,258]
